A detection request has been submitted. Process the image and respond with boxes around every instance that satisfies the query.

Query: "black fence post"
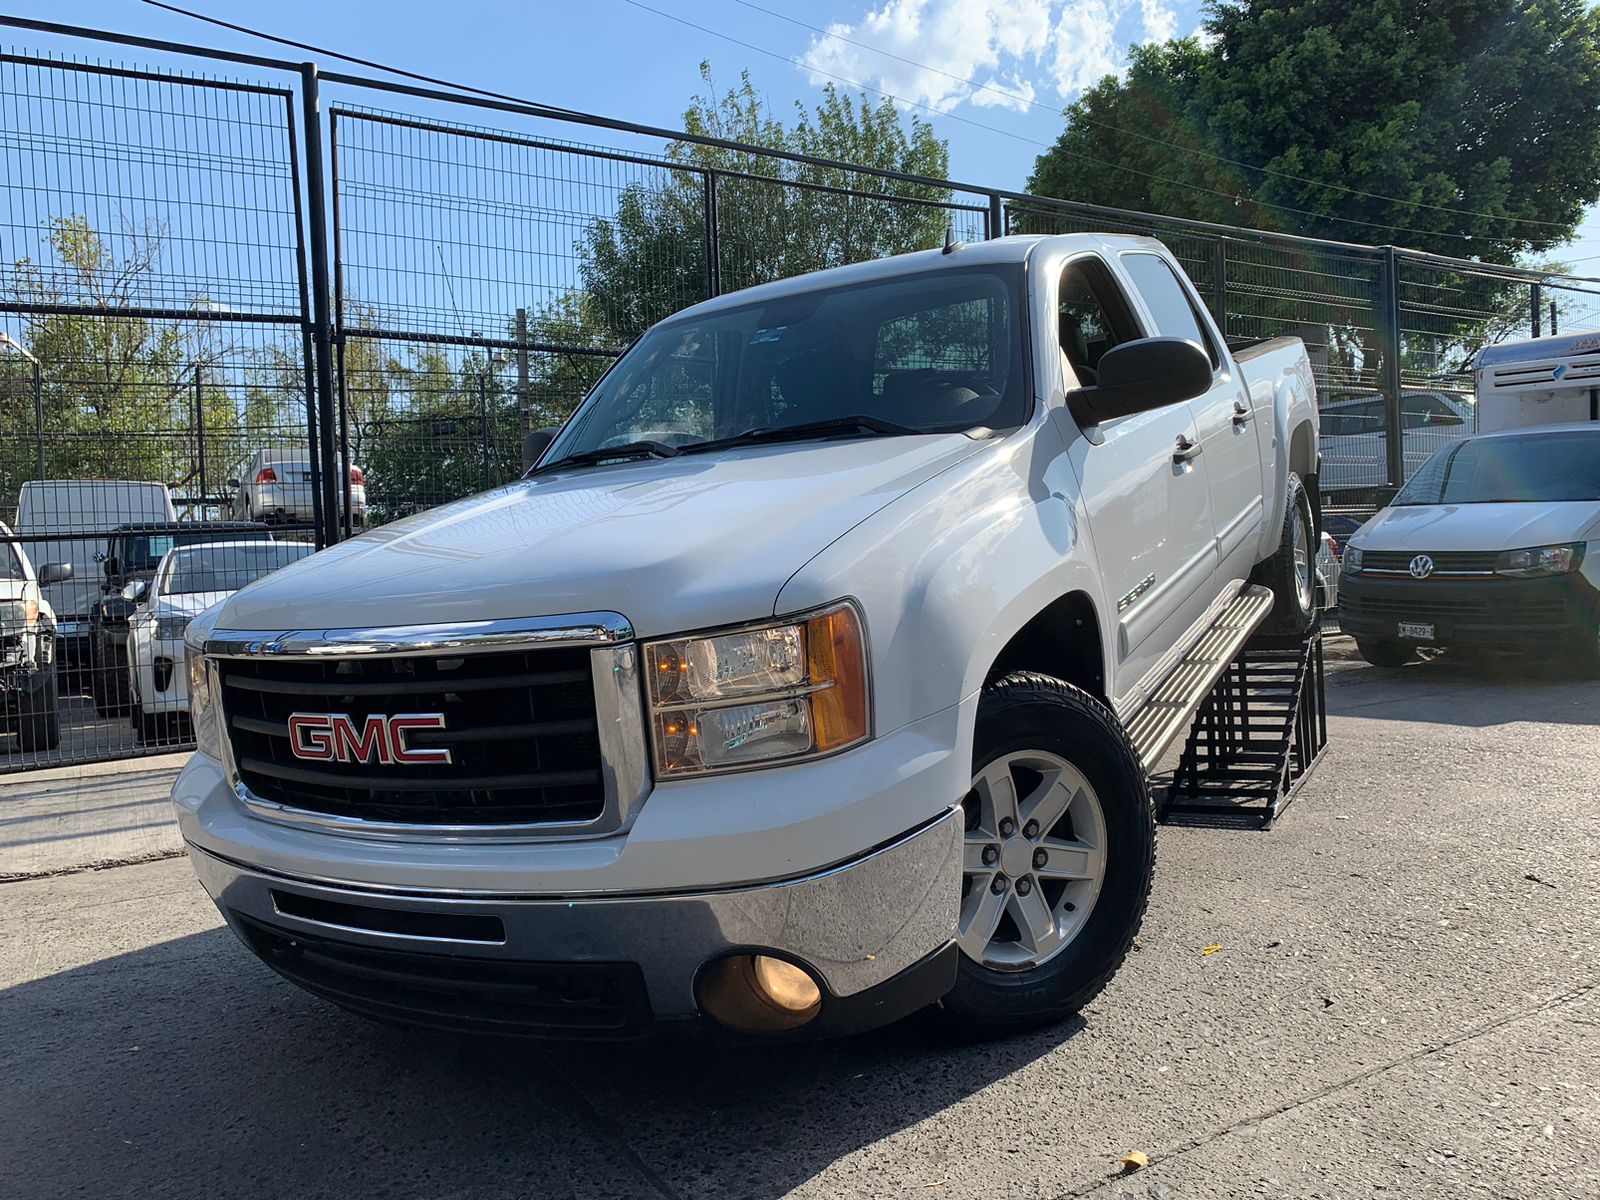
[1211,238,1228,331]
[703,170,720,299]
[300,62,341,548]
[987,193,1003,239]
[32,358,44,482]
[478,370,491,491]
[1531,282,1543,338]
[194,365,207,514]
[1380,247,1405,493]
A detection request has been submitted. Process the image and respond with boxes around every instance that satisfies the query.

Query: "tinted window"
[1321,399,1385,437]
[1119,252,1219,367]
[553,267,1026,455]
[1401,395,1464,429]
[2,540,24,582]
[163,543,314,595]
[1396,433,1600,504]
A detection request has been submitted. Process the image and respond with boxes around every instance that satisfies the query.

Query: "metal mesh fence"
[0,51,316,770]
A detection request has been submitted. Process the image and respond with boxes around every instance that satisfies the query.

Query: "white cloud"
[797,0,1186,114]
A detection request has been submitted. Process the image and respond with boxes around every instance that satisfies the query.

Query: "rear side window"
[1320,399,1384,437]
[1119,252,1220,368]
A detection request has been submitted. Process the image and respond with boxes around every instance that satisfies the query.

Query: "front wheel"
[940,673,1155,1037]
[1356,637,1416,668]
[1255,472,1317,636]
[17,667,61,752]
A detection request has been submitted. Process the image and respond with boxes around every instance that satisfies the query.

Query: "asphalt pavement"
[2,641,1596,1199]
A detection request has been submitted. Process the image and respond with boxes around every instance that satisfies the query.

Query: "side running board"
[1126,584,1275,773]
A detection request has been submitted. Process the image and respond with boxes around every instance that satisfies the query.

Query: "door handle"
[1172,435,1203,463]
[1232,401,1252,426]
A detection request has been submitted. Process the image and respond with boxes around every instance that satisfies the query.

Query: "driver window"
[1058,257,1139,388]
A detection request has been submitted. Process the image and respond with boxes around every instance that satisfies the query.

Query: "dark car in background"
[87,521,271,715]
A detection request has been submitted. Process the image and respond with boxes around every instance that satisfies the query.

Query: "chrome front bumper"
[187,804,963,1036]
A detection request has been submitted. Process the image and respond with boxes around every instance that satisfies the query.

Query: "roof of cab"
[667,232,1165,322]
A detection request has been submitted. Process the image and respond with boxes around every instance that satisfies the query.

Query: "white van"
[15,480,176,671]
[1475,332,1600,431]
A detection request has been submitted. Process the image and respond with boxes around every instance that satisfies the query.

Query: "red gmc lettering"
[287,712,450,765]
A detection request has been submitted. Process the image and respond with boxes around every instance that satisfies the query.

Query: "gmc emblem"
[287,712,452,766]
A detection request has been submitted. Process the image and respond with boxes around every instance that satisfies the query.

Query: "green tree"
[3,215,244,511]
[580,63,955,342]
[1028,1,1600,262]
[1027,2,1600,391]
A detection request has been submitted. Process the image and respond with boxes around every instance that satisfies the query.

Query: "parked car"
[173,233,1320,1039]
[14,479,175,679]
[124,539,316,743]
[1316,530,1341,611]
[1341,423,1600,669]
[87,520,270,716]
[226,448,366,526]
[1,520,72,751]
[1319,390,1475,503]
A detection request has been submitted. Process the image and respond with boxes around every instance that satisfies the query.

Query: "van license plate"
[1398,621,1433,640]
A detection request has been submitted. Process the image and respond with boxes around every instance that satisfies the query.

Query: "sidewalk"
[0,753,189,880]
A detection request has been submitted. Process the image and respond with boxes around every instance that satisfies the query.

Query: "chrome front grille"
[218,645,607,826]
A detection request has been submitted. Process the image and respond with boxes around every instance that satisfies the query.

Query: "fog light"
[752,955,822,1013]
[696,953,824,1032]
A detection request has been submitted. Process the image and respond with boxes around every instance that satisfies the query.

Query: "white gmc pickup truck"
[174,233,1319,1039]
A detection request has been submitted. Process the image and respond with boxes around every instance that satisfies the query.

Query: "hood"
[217,434,986,638]
[1356,501,1600,552]
[154,590,233,620]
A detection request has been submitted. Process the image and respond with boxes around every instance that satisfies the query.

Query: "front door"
[1119,250,1265,584]
[1055,256,1218,704]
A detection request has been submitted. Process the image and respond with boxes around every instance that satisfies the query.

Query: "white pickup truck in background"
[173,233,1319,1039]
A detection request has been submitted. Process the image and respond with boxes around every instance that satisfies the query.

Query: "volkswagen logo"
[1409,554,1435,579]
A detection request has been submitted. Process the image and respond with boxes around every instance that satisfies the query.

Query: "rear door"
[1056,254,1218,701]
[1119,250,1265,584]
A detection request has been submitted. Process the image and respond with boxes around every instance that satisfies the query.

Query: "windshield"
[121,528,265,572]
[160,543,313,595]
[1395,431,1600,505]
[550,266,1027,459]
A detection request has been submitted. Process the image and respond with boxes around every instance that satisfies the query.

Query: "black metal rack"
[1159,626,1328,829]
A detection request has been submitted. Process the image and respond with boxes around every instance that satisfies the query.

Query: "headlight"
[155,614,191,641]
[0,599,28,637]
[1343,545,1363,574]
[1494,544,1584,578]
[644,602,869,777]
[184,611,224,758]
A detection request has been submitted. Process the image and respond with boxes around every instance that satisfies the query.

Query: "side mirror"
[102,556,120,579]
[226,478,240,489]
[523,427,558,467]
[1068,337,1213,424]
[38,562,74,586]
[121,579,148,604]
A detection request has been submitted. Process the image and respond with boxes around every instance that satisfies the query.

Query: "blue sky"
[11,0,1600,266]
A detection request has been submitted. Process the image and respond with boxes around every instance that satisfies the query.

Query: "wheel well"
[1289,420,1315,482]
[986,592,1106,702]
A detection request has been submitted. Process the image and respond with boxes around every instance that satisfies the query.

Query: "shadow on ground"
[2,928,1081,1200]
[1325,642,1600,728]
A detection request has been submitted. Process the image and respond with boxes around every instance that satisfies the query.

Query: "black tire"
[940,672,1155,1037]
[1254,472,1317,636]
[90,642,132,718]
[133,703,165,745]
[1356,637,1415,668]
[17,667,61,752]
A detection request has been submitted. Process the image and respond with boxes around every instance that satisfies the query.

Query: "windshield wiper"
[528,439,680,476]
[680,415,924,455]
